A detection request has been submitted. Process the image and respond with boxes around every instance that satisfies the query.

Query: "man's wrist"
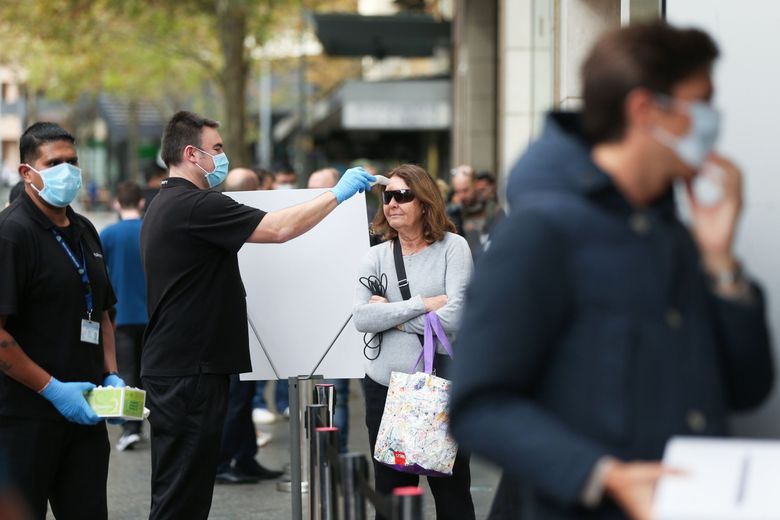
[582,456,617,507]
[102,370,119,380]
[38,375,54,394]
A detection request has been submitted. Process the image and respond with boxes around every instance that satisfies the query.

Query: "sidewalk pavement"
[57,380,501,519]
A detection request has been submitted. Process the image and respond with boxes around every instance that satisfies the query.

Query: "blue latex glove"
[102,373,127,425]
[330,167,376,204]
[103,373,126,388]
[39,377,101,425]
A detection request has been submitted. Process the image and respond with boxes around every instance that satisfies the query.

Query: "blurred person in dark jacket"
[450,22,773,520]
[447,165,503,260]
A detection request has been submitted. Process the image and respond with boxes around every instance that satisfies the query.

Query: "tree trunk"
[216,0,250,167]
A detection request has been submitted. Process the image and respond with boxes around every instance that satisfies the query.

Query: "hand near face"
[687,154,743,274]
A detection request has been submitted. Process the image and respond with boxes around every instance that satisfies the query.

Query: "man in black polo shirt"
[141,111,374,520]
[0,122,124,519]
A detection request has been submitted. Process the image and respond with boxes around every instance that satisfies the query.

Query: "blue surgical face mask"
[652,96,721,169]
[194,147,229,188]
[27,162,82,207]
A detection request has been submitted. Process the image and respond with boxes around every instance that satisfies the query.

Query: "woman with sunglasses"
[353,164,475,520]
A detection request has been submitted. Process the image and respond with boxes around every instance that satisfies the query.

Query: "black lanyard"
[51,229,94,320]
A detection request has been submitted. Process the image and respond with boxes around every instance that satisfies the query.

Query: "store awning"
[273,78,451,142]
[311,13,450,58]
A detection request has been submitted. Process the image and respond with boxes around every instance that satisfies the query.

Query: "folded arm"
[400,237,474,335]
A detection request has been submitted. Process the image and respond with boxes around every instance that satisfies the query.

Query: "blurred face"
[475,178,496,201]
[383,176,423,234]
[274,172,297,189]
[451,174,477,206]
[645,70,715,181]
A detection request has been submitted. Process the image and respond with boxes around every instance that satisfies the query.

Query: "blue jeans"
[253,380,289,412]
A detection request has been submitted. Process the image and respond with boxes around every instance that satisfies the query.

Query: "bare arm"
[248,192,339,244]
[101,311,118,374]
[0,316,51,392]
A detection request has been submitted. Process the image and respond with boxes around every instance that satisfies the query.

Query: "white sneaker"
[116,433,141,452]
[252,407,276,425]
[256,431,273,448]
[282,407,290,419]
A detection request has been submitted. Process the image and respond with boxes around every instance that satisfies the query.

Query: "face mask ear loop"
[193,147,216,175]
[24,164,44,195]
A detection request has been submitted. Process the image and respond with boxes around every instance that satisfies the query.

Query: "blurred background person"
[450,22,773,520]
[223,167,259,192]
[447,164,504,259]
[307,167,340,189]
[254,167,274,191]
[100,181,147,452]
[272,163,297,189]
[354,164,475,520]
[142,162,167,211]
[474,170,498,204]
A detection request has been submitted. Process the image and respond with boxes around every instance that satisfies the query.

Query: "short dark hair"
[475,171,495,183]
[144,162,166,183]
[160,111,219,168]
[20,122,75,165]
[115,181,143,209]
[581,22,719,144]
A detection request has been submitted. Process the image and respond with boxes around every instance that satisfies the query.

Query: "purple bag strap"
[411,312,454,374]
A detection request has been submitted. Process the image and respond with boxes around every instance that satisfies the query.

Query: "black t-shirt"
[0,192,116,419]
[140,177,266,377]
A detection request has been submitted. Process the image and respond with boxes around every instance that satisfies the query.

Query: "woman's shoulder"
[440,231,469,250]
[364,239,392,261]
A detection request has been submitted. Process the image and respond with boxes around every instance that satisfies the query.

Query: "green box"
[86,386,146,421]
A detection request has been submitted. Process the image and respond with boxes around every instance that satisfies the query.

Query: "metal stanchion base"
[277,479,309,494]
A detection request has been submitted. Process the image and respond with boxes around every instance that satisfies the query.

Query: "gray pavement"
[92,380,501,519]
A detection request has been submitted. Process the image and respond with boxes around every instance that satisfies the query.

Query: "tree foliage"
[0,0,358,167]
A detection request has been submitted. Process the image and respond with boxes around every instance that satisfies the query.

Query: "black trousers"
[115,324,145,435]
[217,375,258,472]
[143,373,229,520]
[0,417,109,520]
[362,376,476,520]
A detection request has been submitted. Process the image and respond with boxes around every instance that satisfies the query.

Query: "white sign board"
[225,189,370,380]
[654,437,780,519]
[667,0,780,436]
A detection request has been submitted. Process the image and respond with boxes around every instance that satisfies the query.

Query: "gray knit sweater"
[353,232,474,386]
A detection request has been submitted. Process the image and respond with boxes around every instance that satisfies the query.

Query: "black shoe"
[215,467,260,485]
[234,460,283,480]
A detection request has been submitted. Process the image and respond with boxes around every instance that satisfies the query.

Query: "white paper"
[224,189,370,381]
[654,437,780,519]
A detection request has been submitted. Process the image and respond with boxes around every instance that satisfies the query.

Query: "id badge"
[81,319,101,345]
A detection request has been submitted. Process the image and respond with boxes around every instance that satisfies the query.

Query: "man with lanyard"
[0,122,124,519]
[141,111,374,519]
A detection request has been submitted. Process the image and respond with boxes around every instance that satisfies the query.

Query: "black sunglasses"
[382,189,416,205]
